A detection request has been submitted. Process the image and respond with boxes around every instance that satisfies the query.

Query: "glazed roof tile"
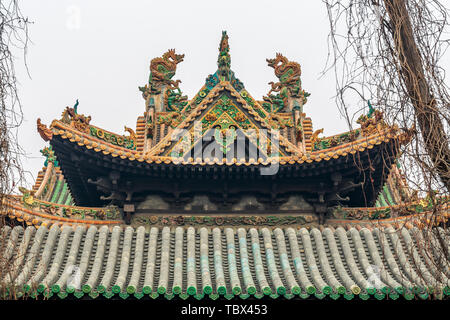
[49,117,405,166]
[2,224,448,300]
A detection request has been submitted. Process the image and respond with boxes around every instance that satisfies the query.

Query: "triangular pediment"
[148,81,301,160]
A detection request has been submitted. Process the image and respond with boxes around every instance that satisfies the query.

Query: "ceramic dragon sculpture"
[310,128,324,147]
[141,49,185,96]
[59,100,92,133]
[163,88,188,112]
[37,118,53,142]
[124,126,136,143]
[264,53,310,111]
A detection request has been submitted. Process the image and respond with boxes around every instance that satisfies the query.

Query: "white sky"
[14,0,450,185]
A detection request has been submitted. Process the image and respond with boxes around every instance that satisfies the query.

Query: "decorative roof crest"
[60,99,91,133]
[205,31,244,91]
[264,53,310,112]
[217,31,231,81]
[139,49,185,99]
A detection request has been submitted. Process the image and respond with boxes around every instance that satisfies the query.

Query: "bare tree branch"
[0,0,30,299]
[323,0,450,291]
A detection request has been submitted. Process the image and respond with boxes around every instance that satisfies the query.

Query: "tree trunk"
[384,0,450,191]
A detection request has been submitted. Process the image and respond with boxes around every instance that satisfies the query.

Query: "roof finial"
[205,31,244,90]
[219,31,229,55]
[217,31,231,80]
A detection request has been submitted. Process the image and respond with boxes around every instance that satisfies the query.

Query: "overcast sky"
[15,0,450,185]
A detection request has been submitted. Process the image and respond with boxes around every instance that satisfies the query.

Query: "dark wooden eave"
[50,134,399,208]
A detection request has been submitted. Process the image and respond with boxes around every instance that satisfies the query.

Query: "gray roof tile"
[2,225,448,299]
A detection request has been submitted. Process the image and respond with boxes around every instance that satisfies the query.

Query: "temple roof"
[2,224,448,300]
[37,31,411,166]
[30,31,416,210]
[3,31,449,303]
